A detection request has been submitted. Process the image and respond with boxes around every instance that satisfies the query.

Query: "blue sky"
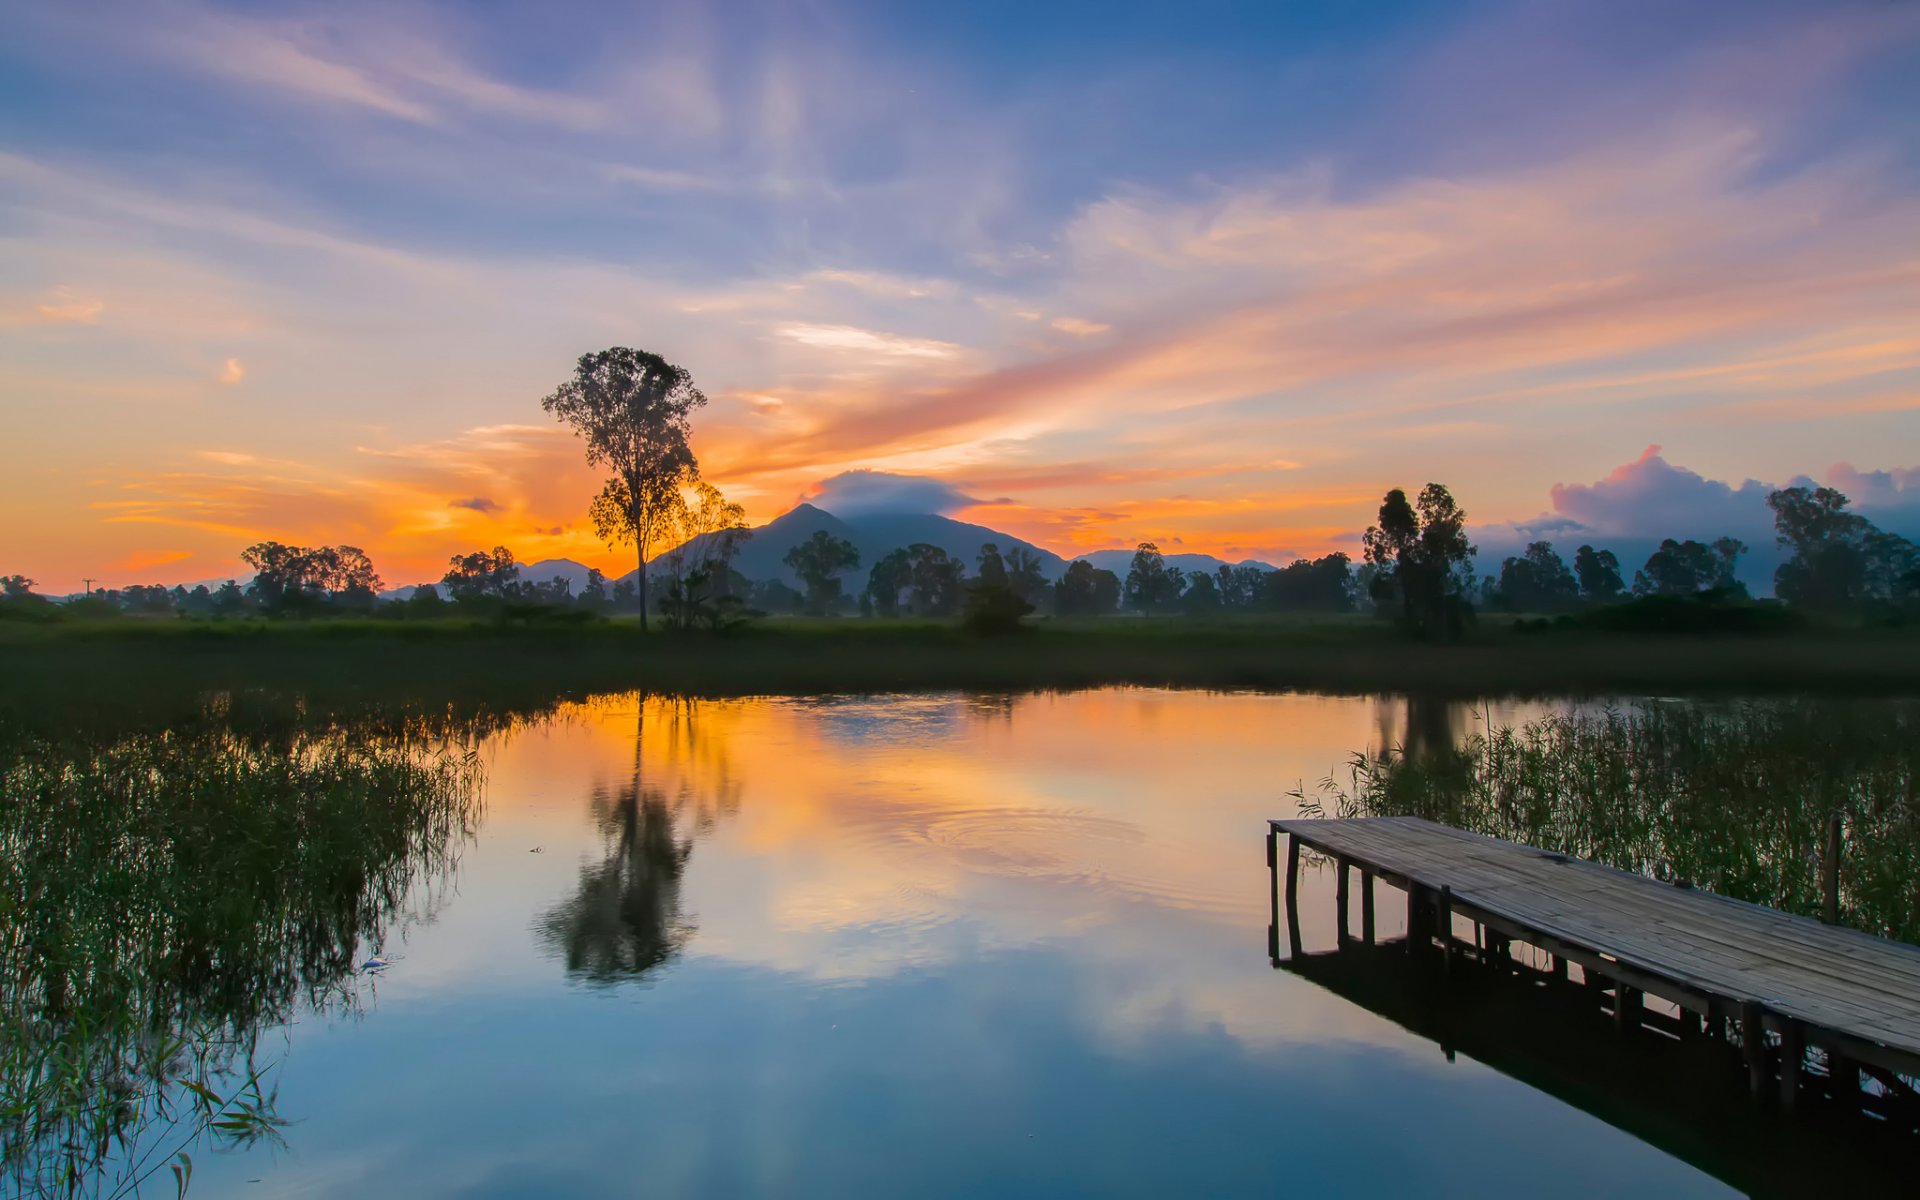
[2,0,1917,588]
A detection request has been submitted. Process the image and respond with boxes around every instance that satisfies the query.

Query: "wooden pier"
[1267,817,1920,1115]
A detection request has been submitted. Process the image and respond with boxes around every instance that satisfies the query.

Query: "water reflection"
[0,713,481,1197]
[12,687,1918,1198]
[540,788,693,981]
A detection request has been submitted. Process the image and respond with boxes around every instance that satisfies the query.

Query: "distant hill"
[632,503,1070,587]
[1080,549,1280,578]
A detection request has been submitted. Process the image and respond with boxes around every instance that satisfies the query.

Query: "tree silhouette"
[542,348,706,632]
[1633,537,1745,598]
[1573,545,1624,605]
[1496,541,1579,612]
[905,544,966,616]
[783,531,860,616]
[866,548,912,617]
[1768,486,1918,610]
[1123,542,1183,614]
[441,546,521,600]
[1362,484,1475,637]
[1003,547,1050,606]
[1054,560,1121,615]
[656,481,752,630]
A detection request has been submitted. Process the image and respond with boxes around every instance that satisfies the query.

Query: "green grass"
[4,615,1920,738]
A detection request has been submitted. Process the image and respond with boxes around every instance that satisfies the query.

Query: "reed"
[0,715,483,1197]
[1297,700,1920,942]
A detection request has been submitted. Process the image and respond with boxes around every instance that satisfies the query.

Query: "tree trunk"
[636,539,648,632]
[634,497,649,633]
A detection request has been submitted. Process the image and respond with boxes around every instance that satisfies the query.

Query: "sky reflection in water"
[187,690,1726,1198]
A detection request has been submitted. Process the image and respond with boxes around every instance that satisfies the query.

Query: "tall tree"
[783,531,860,616]
[1003,546,1050,606]
[1496,541,1578,612]
[1572,545,1624,605]
[975,543,1010,590]
[543,348,707,632]
[656,481,752,630]
[1054,560,1120,616]
[442,546,521,600]
[905,544,966,616]
[1767,486,1917,610]
[1633,537,1746,598]
[1124,542,1182,614]
[1362,484,1476,636]
[866,548,913,617]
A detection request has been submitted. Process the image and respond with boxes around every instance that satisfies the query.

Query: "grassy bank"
[6,615,1920,729]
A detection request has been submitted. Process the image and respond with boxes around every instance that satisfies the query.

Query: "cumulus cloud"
[805,470,981,517]
[1476,447,1920,594]
[1543,445,1776,541]
[449,496,501,514]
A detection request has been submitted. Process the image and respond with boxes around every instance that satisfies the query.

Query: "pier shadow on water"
[1279,935,1915,1197]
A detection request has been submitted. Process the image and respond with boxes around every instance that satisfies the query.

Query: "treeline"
[6,483,1916,633]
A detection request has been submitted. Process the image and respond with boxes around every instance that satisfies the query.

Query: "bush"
[1571,589,1807,635]
[961,583,1034,635]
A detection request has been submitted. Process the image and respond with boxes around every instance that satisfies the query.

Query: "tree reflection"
[539,698,704,983]
[539,784,692,981]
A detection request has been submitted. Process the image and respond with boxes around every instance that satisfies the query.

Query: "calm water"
[10,689,1908,1197]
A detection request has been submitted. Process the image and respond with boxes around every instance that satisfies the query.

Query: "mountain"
[633,503,1070,587]
[1081,549,1280,578]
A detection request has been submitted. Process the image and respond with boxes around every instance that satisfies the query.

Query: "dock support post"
[1334,858,1350,945]
[1266,829,1280,963]
[1406,885,1429,957]
[1778,1021,1803,1111]
[1437,886,1454,977]
[1822,813,1842,926]
[1613,984,1642,1034]
[1828,1047,1858,1113]
[1741,1002,1768,1099]
[1552,955,1569,984]
[1284,834,1302,960]
[1359,870,1375,945]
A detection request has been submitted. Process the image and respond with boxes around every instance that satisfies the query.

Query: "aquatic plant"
[1296,701,1920,942]
[0,716,482,1197]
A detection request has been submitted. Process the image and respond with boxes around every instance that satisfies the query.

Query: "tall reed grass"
[1296,701,1920,942]
[0,714,482,1197]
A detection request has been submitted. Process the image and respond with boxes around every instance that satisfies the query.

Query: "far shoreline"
[7,617,1920,716]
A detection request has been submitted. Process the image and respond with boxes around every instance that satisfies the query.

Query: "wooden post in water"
[1741,1001,1769,1099]
[1359,869,1376,945]
[1437,885,1455,977]
[1334,857,1351,945]
[1406,884,1429,958]
[1614,984,1642,1034]
[1266,829,1280,963]
[1822,814,1842,926]
[1779,1021,1804,1111]
[1284,833,1303,960]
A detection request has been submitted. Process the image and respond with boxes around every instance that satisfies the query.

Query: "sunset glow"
[4,1,1918,591]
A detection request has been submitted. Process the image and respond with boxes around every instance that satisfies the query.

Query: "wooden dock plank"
[1271,816,1920,1073]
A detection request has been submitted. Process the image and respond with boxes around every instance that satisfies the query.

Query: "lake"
[5,688,1914,1197]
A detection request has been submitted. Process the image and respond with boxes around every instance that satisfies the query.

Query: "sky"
[2,0,1918,592]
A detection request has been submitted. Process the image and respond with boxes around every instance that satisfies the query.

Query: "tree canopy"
[543,347,706,631]
[783,531,860,616]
